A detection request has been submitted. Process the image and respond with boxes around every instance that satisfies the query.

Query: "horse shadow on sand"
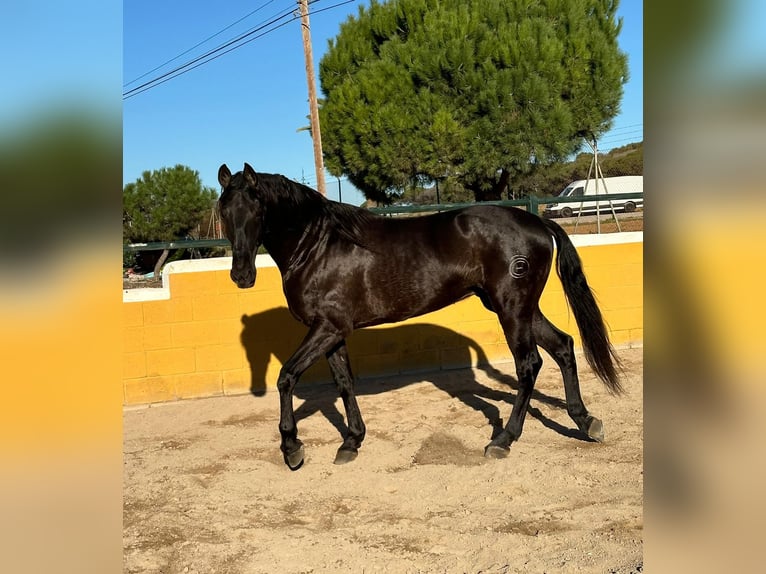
[240,307,593,444]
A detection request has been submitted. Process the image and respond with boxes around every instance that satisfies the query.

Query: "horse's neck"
[261,200,325,272]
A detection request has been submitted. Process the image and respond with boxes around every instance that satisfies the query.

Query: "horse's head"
[217,162,264,289]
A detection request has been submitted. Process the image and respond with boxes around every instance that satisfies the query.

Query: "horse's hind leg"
[533,311,604,442]
[485,311,543,458]
[326,341,366,464]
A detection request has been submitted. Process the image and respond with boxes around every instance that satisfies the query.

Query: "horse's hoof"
[333,448,358,465]
[587,417,605,443]
[484,444,510,459]
[284,445,305,471]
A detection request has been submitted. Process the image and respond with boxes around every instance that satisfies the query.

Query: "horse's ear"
[218,164,231,188]
[243,162,258,189]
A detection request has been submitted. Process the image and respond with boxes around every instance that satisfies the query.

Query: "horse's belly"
[354,270,475,327]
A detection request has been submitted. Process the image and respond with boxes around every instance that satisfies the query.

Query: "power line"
[123,6,297,100]
[123,0,281,89]
[123,0,356,100]
[600,130,643,145]
[604,122,643,133]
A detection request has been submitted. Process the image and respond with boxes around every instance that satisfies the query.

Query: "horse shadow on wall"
[239,307,591,442]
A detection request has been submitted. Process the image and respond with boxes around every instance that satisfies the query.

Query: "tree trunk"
[471,169,510,202]
[495,168,511,199]
[153,248,170,278]
[474,187,500,202]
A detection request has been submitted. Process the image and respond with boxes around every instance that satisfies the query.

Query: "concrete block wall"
[123,232,642,405]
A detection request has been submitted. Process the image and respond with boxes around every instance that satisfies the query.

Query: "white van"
[543,175,643,218]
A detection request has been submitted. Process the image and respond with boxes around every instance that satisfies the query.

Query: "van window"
[572,187,584,198]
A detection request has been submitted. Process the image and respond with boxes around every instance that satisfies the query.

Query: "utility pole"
[298,0,326,195]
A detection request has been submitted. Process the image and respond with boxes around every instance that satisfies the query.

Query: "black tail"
[542,218,623,394]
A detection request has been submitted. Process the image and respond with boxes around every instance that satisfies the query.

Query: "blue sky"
[0,1,121,124]
[123,0,643,206]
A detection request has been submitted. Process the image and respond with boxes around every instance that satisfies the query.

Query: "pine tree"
[319,0,628,202]
[123,165,217,275]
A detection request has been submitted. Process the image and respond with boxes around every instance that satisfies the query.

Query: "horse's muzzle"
[231,267,256,289]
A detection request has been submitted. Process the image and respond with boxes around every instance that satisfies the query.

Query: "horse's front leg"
[277,320,344,470]
[326,341,366,464]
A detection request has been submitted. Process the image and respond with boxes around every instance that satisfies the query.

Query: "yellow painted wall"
[123,236,642,405]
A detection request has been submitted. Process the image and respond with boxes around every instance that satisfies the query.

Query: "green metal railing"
[123,192,643,253]
[367,197,529,215]
[123,238,230,252]
[368,191,643,217]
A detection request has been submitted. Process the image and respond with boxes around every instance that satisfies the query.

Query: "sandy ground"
[124,347,643,574]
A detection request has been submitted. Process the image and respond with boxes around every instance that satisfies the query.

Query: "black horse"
[217,163,622,470]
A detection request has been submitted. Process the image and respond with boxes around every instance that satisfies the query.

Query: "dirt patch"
[557,214,643,235]
[124,347,643,573]
[123,276,163,290]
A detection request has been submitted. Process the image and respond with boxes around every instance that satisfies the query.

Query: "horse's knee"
[528,348,543,375]
[531,349,543,377]
[517,348,543,382]
[334,375,354,396]
[277,370,297,394]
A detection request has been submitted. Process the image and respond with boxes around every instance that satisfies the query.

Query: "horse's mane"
[251,171,375,247]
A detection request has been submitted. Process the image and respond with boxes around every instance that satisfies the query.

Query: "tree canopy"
[123,165,217,275]
[319,0,628,203]
[123,165,217,243]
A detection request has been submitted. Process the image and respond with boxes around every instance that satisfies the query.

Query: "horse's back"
[399,205,553,260]
[453,204,551,236]
[370,205,550,245]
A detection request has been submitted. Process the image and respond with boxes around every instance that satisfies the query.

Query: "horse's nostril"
[231,268,255,289]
